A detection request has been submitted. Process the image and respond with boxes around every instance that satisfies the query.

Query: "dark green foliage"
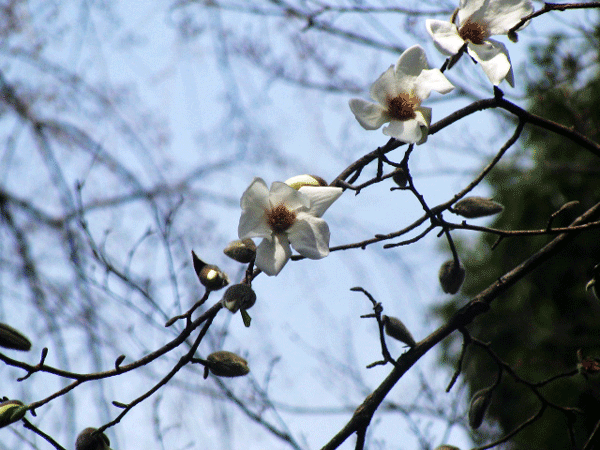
[435,20,600,449]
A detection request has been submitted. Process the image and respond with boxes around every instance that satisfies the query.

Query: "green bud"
[0,323,32,351]
[75,427,111,450]
[192,251,229,291]
[391,167,408,188]
[0,400,27,428]
[284,174,328,190]
[468,387,493,430]
[206,351,250,378]
[452,197,503,219]
[382,315,416,347]
[438,259,466,294]
[221,284,256,313]
[223,238,256,263]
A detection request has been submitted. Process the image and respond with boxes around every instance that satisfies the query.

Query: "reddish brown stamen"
[266,203,296,233]
[459,20,489,45]
[387,93,418,121]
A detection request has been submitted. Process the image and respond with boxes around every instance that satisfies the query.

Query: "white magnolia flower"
[238,177,343,276]
[349,45,454,145]
[426,0,534,86]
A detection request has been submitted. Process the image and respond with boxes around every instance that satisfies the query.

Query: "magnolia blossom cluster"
[349,0,533,143]
[233,0,534,276]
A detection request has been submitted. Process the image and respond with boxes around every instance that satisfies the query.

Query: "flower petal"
[468,40,513,86]
[269,181,310,211]
[414,68,455,100]
[369,65,399,104]
[426,19,465,56]
[458,0,486,25]
[298,186,343,218]
[481,0,534,35]
[395,45,429,78]
[414,108,431,145]
[255,234,292,276]
[240,177,270,211]
[288,214,331,259]
[238,205,272,240]
[349,99,391,130]
[383,119,424,144]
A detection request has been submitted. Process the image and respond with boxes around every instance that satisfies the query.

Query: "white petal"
[468,40,513,86]
[382,119,424,144]
[414,108,431,145]
[240,177,270,210]
[426,19,465,56]
[238,205,272,240]
[414,68,455,100]
[369,65,399,104]
[255,234,292,276]
[396,45,429,77]
[349,99,391,130]
[458,0,486,24]
[482,0,534,34]
[298,186,343,218]
[269,181,310,211]
[287,214,331,260]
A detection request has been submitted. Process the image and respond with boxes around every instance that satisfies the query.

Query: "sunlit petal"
[349,99,391,130]
[255,234,292,276]
[298,186,344,218]
[288,215,331,259]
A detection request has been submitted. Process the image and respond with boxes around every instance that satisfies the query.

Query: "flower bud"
[434,446,461,450]
[192,251,229,291]
[75,427,111,450]
[507,30,518,43]
[468,387,493,430]
[382,315,416,347]
[206,351,250,378]
[438,259,466,294]
[391,167,408,188]
[0,323,32,351]
[452,197,503,219]
[223,238,256,263]
[284,174,328,190]
[0,400,27,428]
[221,284,256,313]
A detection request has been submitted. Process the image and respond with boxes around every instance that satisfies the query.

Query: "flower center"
[387,93,418,121]
[458,19,489,45]
[266,203,296,233]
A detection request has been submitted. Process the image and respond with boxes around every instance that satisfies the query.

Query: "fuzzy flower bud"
[284,174,328,190]
[468,387,493,429]
[205,351,250,378]
[382,315,416,347]
[391,167,408,188]
[223,238,257,263]
[221,284,256,313]
[452,197,503,219]
[438,259,466,294]
[0,400,27,428]
[0,323,32,351]
[192,251,229,291]
[434,446,461,450]
[75,427,111,450]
